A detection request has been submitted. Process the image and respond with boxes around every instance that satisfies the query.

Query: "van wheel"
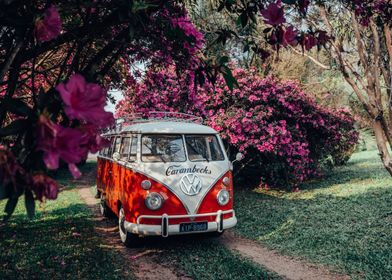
[99,194,110,218]
[118,207,139,247]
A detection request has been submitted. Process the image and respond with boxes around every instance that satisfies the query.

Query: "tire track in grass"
[221,231,350,280]
[77,171,190,280]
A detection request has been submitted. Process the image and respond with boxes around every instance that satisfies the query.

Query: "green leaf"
[239,12,248,28]
[131,1,158,13]
[243,44,250,53]
[3,196,18,222]
[221,66,239,90]
[219,56,230,65]
[24,190,35,219]
[0,119,30,136]
[282,0,297,4]
[217,1,225,12]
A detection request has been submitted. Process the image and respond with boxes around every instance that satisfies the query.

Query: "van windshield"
[185,135,224,161]
[141,135,186,162]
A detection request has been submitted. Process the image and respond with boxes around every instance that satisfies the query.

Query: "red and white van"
[96,112,241,247]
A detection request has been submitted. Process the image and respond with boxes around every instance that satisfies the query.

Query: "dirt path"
[221,231,350,280]
[76,171,191,280]
[76,169,349,280]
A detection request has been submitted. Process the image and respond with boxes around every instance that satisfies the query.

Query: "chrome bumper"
[124,210,237,237]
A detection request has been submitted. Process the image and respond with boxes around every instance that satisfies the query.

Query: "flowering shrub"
[117,67,359,189]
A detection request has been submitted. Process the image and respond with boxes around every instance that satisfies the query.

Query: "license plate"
[179,221,208,233]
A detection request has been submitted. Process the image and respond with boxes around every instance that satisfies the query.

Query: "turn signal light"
[141,180,152,190]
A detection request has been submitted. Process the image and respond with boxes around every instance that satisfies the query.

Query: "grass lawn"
[0,161,278,280]
[0,162,134,280]
[234,150,392,279]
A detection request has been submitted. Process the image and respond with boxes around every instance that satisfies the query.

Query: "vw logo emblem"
[179,174,202,196]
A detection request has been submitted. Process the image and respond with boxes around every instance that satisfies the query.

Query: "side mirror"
[112,152,120,161]
[233,152,244,163]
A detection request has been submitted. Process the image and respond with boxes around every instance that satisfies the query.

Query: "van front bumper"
[124,210,237,237]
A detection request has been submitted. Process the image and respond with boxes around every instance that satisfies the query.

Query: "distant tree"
[205,0,392,174]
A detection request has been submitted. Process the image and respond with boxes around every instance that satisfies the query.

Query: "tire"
[118,207,140,247]
[208,230,225,238]
[99,194,111,218]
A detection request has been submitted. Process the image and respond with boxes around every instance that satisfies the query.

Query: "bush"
[117,67,359,189]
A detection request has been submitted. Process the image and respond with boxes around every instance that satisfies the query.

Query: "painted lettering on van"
[165,165,212,176]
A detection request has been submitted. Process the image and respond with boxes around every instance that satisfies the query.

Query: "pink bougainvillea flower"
[171,15,204,55]
[316,30,330,46]
[283,26,298,46]
[79,124,111,153]
[31,174,59,201]
[56,74,114,128]
[34,5,62,42]
[0,148,23,187]
[36,115,88,179]
[302,34,318,50]
[261,2,286,26]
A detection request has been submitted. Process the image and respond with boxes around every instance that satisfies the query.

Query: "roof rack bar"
[102,111,203,134]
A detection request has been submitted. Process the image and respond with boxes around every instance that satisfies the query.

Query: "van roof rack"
[103,111,203,134]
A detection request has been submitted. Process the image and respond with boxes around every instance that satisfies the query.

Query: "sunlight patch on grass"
[257,218,294,242]
[255,150,391,200]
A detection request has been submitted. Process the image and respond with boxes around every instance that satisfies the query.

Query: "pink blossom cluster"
[259,1,330,51]
[36,74,113,179]
[34,5,62,42]
[117,67,359,189]
[350,0,391,26]
[259,0,390,53]
[171,14,204,56]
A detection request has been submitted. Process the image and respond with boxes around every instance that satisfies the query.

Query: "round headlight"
[141,180,152,190]
[222,176,230,186]
[217,189,230,206]
[145,192,164,210]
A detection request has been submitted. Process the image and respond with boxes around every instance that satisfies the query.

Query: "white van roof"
[121,121,218,134]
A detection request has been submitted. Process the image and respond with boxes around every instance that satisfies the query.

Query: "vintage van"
[96,112,242,247]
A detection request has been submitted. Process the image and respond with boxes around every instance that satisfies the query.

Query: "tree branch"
[0,38,23,83]
[289,46,331,70]
[352,13,369,71]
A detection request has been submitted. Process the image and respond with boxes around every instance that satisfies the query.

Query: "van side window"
[120,137,130,161]
[100,137,109,156]
[107,137,115,157]
[129,135,138,162]
[113,136,122,156]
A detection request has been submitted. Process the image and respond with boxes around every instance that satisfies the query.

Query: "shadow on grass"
[0,202,132,280]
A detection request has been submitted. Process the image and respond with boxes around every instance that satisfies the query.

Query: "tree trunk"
[373,119,392,176]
